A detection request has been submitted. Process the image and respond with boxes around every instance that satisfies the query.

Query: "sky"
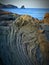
[0,0,49,8]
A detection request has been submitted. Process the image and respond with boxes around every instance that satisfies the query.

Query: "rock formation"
[37,25,49,65]
[6,4,18,8]
[0,10,12,15]
[44,13,49,18]
[21,5,25,8]
[0,3,18,8]
[0,14,49,65]
[0,10,20,21]
[41,13,49,25]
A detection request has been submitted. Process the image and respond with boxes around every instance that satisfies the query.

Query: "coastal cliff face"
[0,13,49,65]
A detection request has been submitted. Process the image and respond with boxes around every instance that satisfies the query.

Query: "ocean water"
[2,8,49,20]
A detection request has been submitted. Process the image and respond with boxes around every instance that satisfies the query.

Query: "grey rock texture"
[0,15,49,65]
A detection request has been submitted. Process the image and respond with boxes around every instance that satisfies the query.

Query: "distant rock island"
[21,5,25,8]
[0,3,25,8]
[0,9,49,65]
[0,3,18,8]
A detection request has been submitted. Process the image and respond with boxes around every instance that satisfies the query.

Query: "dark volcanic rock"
[0,15,49,65]
[21,5,25,8]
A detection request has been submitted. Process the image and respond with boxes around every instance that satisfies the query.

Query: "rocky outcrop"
[41,13,49,25]
[0,15,49,65]
[0,10,12,15]
[37,27,49,65]
[21,5,25,8]
[6,4,18,8]
[0,10,20,21]
[44,13,49,18]
[0,3,18,8]
[0,3,25,9]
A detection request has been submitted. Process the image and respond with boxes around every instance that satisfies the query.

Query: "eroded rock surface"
[0,15,49,65]
[41,13,49,25]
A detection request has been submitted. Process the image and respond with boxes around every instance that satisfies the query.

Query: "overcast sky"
[0,0,49,8]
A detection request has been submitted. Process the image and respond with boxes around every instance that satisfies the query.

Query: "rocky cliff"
[0,14,49,65]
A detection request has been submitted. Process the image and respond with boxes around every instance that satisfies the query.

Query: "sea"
[2,8,49,20]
